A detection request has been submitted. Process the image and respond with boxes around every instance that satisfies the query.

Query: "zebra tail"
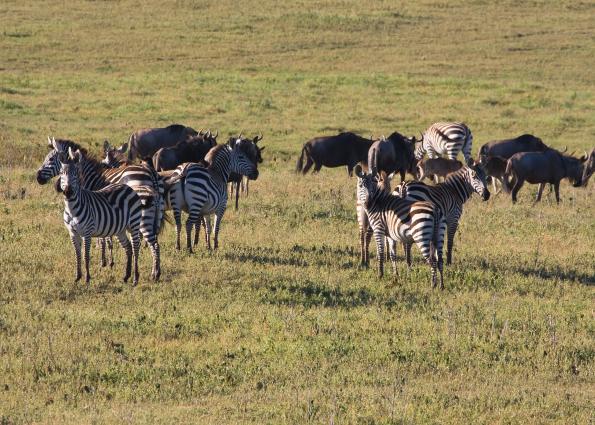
[430,208,441,264]
[296,144,308,173]
[502,159,514,194]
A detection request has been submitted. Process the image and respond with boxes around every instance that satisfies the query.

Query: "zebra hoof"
[75,274,82,282]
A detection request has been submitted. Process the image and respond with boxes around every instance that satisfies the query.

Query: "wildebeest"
[296,132,373,176]
[228,133,264,210]
[417,157,463,183]
[479,134,549,159]
[127,124,202,161]
[367,132,417,182]
[502,149,590,203]
[581,148,595,186]
[152,133,218,171]
[477,155,508,193]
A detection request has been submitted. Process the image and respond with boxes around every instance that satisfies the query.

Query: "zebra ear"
[103,140,110,152]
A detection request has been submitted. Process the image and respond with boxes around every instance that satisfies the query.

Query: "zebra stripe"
[356,168,446,288]
[394,165,490,265]
[36,139,164,280]
[59,150,149,285]
[415,122,473,165]
[164,143,258,252]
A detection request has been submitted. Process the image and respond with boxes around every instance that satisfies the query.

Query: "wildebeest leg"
[553,182,561,204]
[511,178,524,204]
[491,177,500,194]
[400,170,405,182]
[535,183,545,203]
[313,162,322,173]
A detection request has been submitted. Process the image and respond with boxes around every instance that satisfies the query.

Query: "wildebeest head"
[197,129,219,146]
[227,139,259,180]
[580,148,595,186]
[560,151,588,187]
[36,137,80,184]
[102,140,128,167]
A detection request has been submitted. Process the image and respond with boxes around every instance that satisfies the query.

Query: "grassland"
[1,0,594,423]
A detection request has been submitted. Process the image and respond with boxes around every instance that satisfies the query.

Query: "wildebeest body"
[152,135,217,171]
[479,134,548,159]
[367,132,416,182]
[128,124,198,161]
[296,132,373,176]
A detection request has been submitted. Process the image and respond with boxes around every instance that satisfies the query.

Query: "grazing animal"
[152,133,218,171]
[127,124,201,161]
[102,141,129,167]
[581,148,595,186]
[502,149,589,204]
[58,148,152,286]
[164,142,258,252]
[228,133,264,211]
[415,122,473,165]
[395,164,491,265]
[355,165,446,288]
[296,132,373,176]
[36,138,164,280]
[477,155,508,193]
[367,132,417,182]
[417,157,463,183]
[479,134,549,159]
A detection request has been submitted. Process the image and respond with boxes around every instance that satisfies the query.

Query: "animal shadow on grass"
[512,264,595,286]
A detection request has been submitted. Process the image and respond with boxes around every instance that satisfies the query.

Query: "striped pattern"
[36,139,164,280]
[356,169,446,288]
[59,151,150,285]
[164,143,258,252]
[394,165,490,265]
[415,122,473,165]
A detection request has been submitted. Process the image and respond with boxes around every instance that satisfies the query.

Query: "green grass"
[1,0,594,423]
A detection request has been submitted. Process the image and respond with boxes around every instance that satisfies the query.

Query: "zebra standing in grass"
[58,148,152,285]
[415,122,473,165]
[164,141,258,252]
[394,163,490,266]
[36,138,164,280]
[355,165,447,289]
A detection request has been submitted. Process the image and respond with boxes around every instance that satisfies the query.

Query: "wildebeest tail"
[296,144,308,173]
[502,159,514,194]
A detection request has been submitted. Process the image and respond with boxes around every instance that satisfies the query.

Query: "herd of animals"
[34,122,595,288]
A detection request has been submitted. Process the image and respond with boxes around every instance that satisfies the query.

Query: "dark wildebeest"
[296,132,373,176]
[477,155,508,193]
[367,132,417,182]
[479,134,549,158]
[502,149,591,204]
[581,148,595,186]
[228,133,264,210]
[417,157,463,183]
[127,124,202,161]
[152,133,218,171]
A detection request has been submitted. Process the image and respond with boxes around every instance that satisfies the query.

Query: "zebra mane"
[204,144,229,169]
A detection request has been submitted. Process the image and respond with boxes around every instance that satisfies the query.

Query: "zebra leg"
[388,238,398,277]
[359,226,367,267]
[70,234,82,282]
[438,220,446,290]
[185,215,197,253]
[131,229,141,286]
[107,237,114,267]
[173,207,182,251]
[116,231,132,283]
[373,230,385,278]
[83,236,92,285]
[193,220,201,247]
[203,215,212,250]
[404,242,412,268]
[212,207,226,250]
[445,217,459,266]
[235,181,240,211]
[140,227,160,281]
[364,227,372,267]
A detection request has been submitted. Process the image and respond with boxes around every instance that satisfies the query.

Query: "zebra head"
[465,163,490,201]
[413,133,425,160]
[355,164,389,209]
[36,137,82,185]
[229,140,259,180]
[101,140,128,168]
[58,147,83,199]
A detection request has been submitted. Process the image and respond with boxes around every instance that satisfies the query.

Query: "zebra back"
[415,122,473,164]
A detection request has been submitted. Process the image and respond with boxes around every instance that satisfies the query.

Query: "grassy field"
[1,0,594,423]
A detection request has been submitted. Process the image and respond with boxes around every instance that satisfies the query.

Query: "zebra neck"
[442,175,472,203]
[80,157,109,190]
[366,190,393,212]
[209,156,231,184]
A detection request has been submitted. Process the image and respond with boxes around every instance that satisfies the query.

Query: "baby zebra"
[395,163,490,265]
[164,141,258,252]
[355,165,446,289]
[59,148,154,285]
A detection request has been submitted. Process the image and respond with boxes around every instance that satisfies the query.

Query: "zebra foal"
[395,163,490,265]
[355,165,447,289]
[58,148,153,286]
[415,122,473,165]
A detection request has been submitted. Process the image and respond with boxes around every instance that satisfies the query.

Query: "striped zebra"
[415,122,473,165]
[36,138,164,280]
[394,164,490,265]
[58,148,153,285]
[164,142,258,252]
[355,165,446,288]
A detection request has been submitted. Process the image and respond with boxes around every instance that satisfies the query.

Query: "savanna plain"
[0,1,594,423]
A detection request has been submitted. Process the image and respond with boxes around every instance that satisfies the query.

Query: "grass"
[1,0,594,423]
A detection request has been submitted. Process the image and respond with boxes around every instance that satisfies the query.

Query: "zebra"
[355,165,447,288]
[163,141,258,252]
[394,163,490,266]
[36,137,164,280]
[414,122,473,165]
[58,148,153,285]
[228,133,264,211]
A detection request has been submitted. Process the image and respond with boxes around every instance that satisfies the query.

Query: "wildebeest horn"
[560,146,567,153]
[213,130,218,138]
[198,128,204,135]
[254,133,263,143]
[238,130,243,139]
